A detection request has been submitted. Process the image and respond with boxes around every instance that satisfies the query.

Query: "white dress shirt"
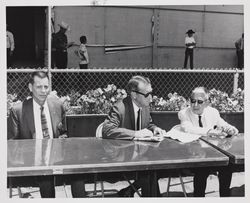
[7,31,15,51]
[178,106,233,136]
[185,36,195,49]
[33,99,53,139]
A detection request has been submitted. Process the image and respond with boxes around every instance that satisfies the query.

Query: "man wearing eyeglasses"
[178,87,238,197]
[102,75,164,197]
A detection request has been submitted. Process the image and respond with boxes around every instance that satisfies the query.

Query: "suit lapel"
[125,97,136,130]
[23,99,35,138]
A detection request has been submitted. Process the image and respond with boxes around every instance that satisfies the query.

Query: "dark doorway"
[6,7,47,68]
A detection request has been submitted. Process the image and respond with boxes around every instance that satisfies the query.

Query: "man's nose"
[149,95,152,102]
[41,87,46,92]
[194,101,199,106]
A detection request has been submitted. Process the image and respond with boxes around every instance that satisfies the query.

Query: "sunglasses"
[190,99,206,104]
[132,90,153,98]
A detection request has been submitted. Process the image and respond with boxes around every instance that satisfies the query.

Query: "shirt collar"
[190,107,206,117]
[132,100,140,112]
[33,98,48,110]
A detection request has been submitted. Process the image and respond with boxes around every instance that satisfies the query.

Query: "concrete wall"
[52,5,243,69]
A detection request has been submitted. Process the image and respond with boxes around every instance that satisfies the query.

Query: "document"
[163,125,201,143]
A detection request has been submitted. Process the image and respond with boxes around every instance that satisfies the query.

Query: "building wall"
[52,5,243,69]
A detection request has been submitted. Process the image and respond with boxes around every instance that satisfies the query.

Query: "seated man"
[102,75,164,197]
[8,71,86,198]
[178,87,238,197]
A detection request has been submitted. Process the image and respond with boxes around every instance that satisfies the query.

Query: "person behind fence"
[6,25,15,68]
[184,29,196,69]
[102,75,165,197]
[75,35,89,69]
[52,21,74,69]
[178,87,239,197]
[235,33,244,69]
[7,71,86,198]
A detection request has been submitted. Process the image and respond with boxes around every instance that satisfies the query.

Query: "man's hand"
[223,126,239,136]
[207,129,227,137]
[134,128,153,138]
[58,134,68,139]
[153,127,165,136]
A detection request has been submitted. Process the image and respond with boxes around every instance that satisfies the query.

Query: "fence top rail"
[7,69,244,74]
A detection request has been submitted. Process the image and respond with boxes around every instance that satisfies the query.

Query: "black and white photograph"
[1,0,248,200]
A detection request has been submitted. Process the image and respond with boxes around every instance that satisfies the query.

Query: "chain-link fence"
[7,69,244,101]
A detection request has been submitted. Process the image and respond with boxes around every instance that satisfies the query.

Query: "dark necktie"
[198,115,203,127]
[137,108,141,131]
[40,106,50,139]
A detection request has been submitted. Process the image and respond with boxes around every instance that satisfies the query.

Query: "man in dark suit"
[8,71,85,198]
[102,75,164,197]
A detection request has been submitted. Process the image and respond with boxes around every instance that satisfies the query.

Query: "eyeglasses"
[190,99,206,104]
[132,90,153,98]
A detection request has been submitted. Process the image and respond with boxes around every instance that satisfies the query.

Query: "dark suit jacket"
[8,95,66,140]
[102,96,157,140]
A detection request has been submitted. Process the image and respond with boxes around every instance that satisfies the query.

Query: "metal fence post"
[233,69,239,94]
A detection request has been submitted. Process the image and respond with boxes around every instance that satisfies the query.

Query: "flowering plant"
[64,84,127,114]
[7,93,21,116]
[209,88,244,112]
[7,87,244,116]
[150,92,188,111]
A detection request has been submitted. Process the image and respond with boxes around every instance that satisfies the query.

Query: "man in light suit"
[8,71,86,198]
[102,75,164,197]
[178,87,238,197]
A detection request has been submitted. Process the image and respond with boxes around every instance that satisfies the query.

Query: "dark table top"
[8,137,229,177]
[200,133,244,165]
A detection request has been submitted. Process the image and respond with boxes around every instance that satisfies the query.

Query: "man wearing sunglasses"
[178,87,238,197]
[102,75,164,197]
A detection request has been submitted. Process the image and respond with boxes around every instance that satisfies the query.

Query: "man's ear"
[131,92,136,100]
[28,83,33,93]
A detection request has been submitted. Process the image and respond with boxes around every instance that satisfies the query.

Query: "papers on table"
[163,125,201,143]
[133,136,164,142]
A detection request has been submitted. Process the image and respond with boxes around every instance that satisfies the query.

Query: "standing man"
[102,75,164,197]
[178,87,238,197]
[8,71,86,198]
[6,25,15,68]
[235,33,244,69]
[184,29,196,69]
[52,21,74,69]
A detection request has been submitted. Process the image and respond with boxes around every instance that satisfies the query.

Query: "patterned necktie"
[40,106,50,139]
[198,115,203,127]
[137,108,141,131]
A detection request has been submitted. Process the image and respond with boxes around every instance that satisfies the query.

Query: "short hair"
[29,71,49,84]
[80,35,87,44]
[191,87,209,100]
[127,75,151,93]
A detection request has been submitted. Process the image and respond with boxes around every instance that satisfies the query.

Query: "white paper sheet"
[163,125,201,143]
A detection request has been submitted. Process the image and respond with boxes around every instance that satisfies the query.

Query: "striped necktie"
[40,106,50,139]
[198,115,203,127]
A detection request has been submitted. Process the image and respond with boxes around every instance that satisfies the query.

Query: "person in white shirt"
[178,87,238,197]
[6,26,15,68]
[184,29,196,69]
[75,35,89,69]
